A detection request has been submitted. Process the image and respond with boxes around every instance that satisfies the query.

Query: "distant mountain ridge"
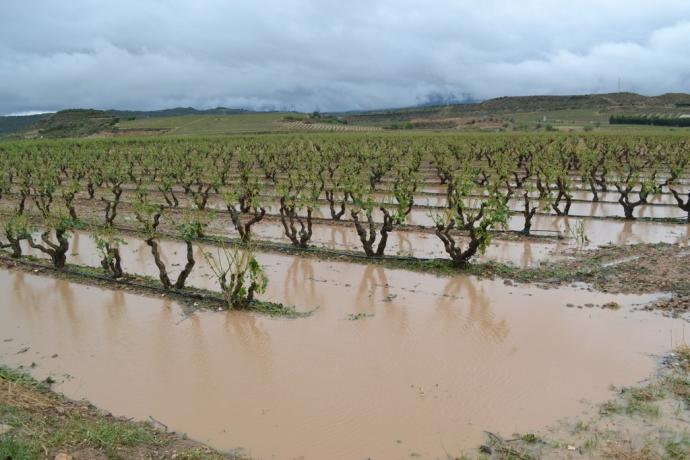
[2,92,689,138]
[474,92,690,112]
[108,107,250,119]
[341,92,690,124]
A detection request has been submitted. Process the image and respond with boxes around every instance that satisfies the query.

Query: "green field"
[108,108,690,137]
[117,112,293,135]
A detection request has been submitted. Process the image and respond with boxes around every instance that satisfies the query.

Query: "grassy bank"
[473,346,690,459]
[0,367,243,460]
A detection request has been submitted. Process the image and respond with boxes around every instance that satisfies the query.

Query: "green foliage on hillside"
[28,109,119,138]
[0,114,51,135]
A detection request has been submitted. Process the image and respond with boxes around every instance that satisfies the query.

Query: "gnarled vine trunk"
[227,205,266,243]
[1,237,22,258]
[615,184,648,220]
[325,189,346,220]
[669,188,690,222]
[279,199,313,248]
[521,191,538,235]
[145,236,172,288]
[218,271,258,309]
[28,230,69,269]
[434,220,483,266]
[100,243,124,278]
[351,208,394,257]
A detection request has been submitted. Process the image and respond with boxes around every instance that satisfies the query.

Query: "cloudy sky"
[2,1,690,114]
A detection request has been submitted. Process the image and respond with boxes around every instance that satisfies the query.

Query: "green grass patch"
[50,417,158,451]
[665,374,690,406]
[0,366,235,459]
[600,399,660,418]
[665,434,690,459]
[600,384,664,418]
[0,367,48,390]
[675,345,690,371]
[0,436,41,460]
[251,300,312,318]
[517,433,542,444]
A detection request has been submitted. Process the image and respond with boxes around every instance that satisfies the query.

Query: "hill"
[341,92,690,127]
[473,92,690,112]
[0,107,266,138]
[22,109,119,138]
[108,107,250,119]
[3,92,689,138]
[0,107,253,138]
[0,113,52,135]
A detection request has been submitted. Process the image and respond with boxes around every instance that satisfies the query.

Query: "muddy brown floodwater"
[1,257,687,459]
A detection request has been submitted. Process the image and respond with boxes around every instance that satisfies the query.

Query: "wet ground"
[0,250,686,458]
[3,193,689,268]
[20,230,553,296]
[65,183,690,220]
[2,171,690,458]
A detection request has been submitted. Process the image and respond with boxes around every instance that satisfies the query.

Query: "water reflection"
[618,221,634,245]
[356,265,390,311]
[520,241,534,268]
[0,265,683,460]
[284,256,324,308]
[437,276,509,343]
[396,232,414,257]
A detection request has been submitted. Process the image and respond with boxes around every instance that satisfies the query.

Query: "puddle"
[0,260,685,458]
[204,210,686,256]
[513,215,690,247]
[99,192,690,246]
[3,191,689,266]
[21,231,555,291]
[108,187,689,221]
[2,196,688,274]
[233,222,558,267]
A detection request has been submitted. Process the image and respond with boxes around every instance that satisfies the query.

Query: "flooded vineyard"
[1,133,689,459]
[2,194,688,267]
[0,267,683,459]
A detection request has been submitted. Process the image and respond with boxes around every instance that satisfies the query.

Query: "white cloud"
[1,1,689,113]
[4,110,54,117]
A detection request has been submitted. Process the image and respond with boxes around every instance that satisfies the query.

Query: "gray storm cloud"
[1,0,690,114]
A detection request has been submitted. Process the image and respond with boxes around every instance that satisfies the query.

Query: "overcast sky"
[2,1,690,114]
